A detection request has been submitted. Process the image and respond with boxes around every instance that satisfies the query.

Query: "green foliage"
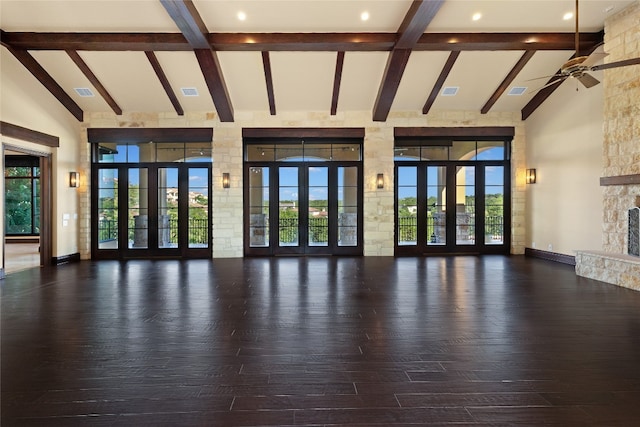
[5,167,40,235]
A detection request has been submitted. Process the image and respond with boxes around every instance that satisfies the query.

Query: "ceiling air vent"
[508,86,527,96]
[181,87,199,97]
[441,86,458,96]
[74,87,94,97]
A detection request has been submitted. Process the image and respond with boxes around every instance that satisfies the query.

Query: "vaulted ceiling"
[1,0,635,123]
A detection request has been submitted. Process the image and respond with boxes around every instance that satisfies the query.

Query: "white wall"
[525,79,604,255]
[1,48,83,262]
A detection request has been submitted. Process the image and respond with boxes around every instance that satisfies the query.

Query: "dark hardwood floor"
[2,256,640,426]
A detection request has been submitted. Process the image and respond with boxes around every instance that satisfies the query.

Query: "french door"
[395,162,510,255]
[245,164,362,256]
[93,164,211,259]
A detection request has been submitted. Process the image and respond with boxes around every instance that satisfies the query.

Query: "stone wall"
[80,109,526,259]
[576,1,640,290]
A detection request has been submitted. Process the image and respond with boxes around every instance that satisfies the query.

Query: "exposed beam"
[394,126,515,139]
[0,121,60,147]
[2,31,603,53]
[373,0,445,122]
[422,51,460,115]
[1,42,83,121]
[481,50,536,114]
[66,50,122,115]
[243,128,365,139]
[159,0,209,49]
[396,0,446,49]
[194,49,234,122]
[261,51,276,116]
[145,51,184,116]
[600,174,640,186]
[87,127,213,143]
[330,51,345,116]
[159,0,234,122]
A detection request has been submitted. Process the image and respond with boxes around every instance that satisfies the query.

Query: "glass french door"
[245,164,362,256]
[93,164,211,259]
[396,163,509,255]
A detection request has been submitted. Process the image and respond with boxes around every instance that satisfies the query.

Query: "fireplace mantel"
[600,174,640,186]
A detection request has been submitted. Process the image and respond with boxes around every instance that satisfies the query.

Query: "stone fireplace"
[575,2,640,291]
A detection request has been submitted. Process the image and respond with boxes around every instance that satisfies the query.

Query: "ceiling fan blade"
[591,57,640,71]
[581,44,608,68]
[528,77,566,94]
[577,73,600,88]
[523,74,563,82]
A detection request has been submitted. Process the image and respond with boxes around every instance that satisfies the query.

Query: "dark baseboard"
[6,238,40,244]
[53,252,81,266]
[525,247,576,266]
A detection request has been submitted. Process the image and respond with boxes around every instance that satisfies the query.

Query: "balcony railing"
[397,215,504,243]
[98,218,209,245]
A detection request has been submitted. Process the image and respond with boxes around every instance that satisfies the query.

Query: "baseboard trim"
[53,252,81,266]
[525,247,576,266]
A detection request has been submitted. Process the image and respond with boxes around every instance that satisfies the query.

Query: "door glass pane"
[128,168,148,249]
[279,167,299,246]
[98,169,118,249]
[427,166,446,246]
[456,166,475,245]
[338,167,358,246]
[451,141,477,160]
[188,168,209,248]
[308,167,328,246]
[485,166,504,245]
[249,167,270,247]
[397,166,417,246]
[157,168,178,249]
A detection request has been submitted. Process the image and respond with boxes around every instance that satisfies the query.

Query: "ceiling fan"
[535,0,640,91]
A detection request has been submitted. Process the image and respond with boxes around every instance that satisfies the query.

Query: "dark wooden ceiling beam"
[159,0,209,49]
[145,51,184,116]
[373,0,445,122]
[261,51,276,116]
[422,51,460,115]
[0,39,83,121]
[0,121,60,147]
[2,31,602,52]
[159,0,234,122]
[481,50,536,114]
[66,50,122,115]
[330,51,345,116]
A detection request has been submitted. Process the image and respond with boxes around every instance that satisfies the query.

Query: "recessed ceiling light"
[508,86,527,96]
[472,12,482,21]
[237,11,246,21]
[441,87,459,96]
[181,87,199,97]
[563,12,573,21]
[361,11,369,21]
[74,88,94,97]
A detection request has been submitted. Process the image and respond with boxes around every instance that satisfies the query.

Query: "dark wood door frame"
[2,143,53,273]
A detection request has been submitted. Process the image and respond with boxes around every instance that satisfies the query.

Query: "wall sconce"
[69,171,79,188]
[526,168,537,184]
[376,173,384,189]
[222,173,230,189]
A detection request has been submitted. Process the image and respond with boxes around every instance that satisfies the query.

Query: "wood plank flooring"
[2,256,640,426]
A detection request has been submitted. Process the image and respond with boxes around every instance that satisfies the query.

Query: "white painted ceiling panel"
[29,50,115,112]
[270,52,336,112]
[338,52,388,112]
[432,50,526,111]
[153,51,216,112]
[393,51,453,111]
[217,51,270,111]
[78,51,174,113]
[195,0,413,32]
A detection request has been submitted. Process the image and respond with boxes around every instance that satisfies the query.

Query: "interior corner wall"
[524,80,604,256]
[1,47,83,262]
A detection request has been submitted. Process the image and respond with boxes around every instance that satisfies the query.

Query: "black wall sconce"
[69,171,79,188]
[222,173,230,189]
[377,173,384,189]
[526,168,537,184]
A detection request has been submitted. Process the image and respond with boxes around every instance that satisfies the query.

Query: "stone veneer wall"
[576,1,640,290]
[79,110,526,259]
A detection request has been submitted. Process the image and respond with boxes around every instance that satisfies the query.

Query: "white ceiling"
[0,0,636,121]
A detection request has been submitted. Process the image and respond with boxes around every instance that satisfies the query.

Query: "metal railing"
[98,218,209,245]
[397,215,503,243]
